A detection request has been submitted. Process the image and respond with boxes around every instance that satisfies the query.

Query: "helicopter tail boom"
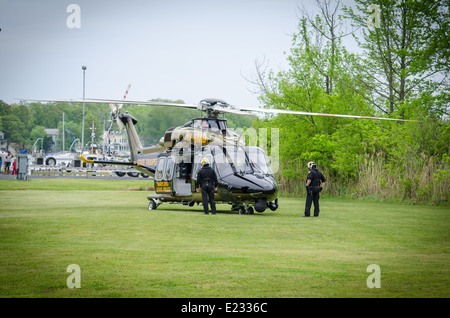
[119,112,143,161]
[80,154,156,175]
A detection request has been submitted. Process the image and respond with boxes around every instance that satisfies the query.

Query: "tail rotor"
[107,84,131,133]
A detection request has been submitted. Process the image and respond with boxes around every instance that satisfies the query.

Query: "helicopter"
[20,96,417,214]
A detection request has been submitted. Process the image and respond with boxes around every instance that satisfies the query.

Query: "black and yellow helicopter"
[21,96,416,214]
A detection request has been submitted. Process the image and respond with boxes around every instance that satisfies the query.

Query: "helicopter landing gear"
[237,204,254,215]
[148,199,162,211]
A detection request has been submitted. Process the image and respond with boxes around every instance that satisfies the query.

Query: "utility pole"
[81,65,87,151]
[62,112,65,152]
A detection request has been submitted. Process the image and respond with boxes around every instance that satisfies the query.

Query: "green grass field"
[0,178,448,298]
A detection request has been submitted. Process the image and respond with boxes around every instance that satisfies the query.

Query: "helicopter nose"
[221,173,278,200]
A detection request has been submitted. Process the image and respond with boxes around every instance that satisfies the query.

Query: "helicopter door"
[191,154,202,193]
[154,156,174,194]
[173,158,192,196]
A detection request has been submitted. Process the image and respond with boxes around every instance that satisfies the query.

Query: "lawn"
[0,179,448,298]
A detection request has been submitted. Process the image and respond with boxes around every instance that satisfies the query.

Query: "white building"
[103,130,129,156]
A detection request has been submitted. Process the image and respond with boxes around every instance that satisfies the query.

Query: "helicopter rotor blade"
[16,98,419,122]
[109,103,117,113]
[108,103,124,132]
[211,106,255,116]
[235,106,419,122]
[83,98,199,109]
[17,98,199,109]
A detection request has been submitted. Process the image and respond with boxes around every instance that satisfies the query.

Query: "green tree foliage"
[251,0,449,203]
[1,114,28,146]
[29,126,46,149]
[343,0,449,118]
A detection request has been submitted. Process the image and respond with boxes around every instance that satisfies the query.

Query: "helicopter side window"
[165,157,175,180]
[155,157,166,181]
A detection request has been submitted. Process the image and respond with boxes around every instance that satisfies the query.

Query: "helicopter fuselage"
[120,112,279,213]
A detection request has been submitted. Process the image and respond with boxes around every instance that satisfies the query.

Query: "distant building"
[0,131,16,154]
[103,130,129,156]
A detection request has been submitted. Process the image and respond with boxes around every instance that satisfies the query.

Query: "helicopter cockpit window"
[213,146,253,177]
[246,147,273,175]
[155,157,166,181]
[194,119,221,132]
[208,121,220,131]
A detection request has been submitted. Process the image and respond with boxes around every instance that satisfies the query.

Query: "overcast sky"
[0,0,358,108]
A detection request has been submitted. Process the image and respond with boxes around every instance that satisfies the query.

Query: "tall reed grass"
[275,154,449,204]
[352,153,449,204]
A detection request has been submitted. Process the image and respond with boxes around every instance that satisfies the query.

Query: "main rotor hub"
[198,98,229,117]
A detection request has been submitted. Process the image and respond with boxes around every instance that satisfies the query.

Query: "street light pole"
[81,65,87,152]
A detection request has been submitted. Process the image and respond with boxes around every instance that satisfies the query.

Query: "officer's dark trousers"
[201,185,216,214]
[305,192,320,217]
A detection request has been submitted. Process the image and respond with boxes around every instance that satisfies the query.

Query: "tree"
[30,125,46,150]
[298,0,357,95]
[1,114,27,146]
[42,135,54,153]
[343,0,449,118]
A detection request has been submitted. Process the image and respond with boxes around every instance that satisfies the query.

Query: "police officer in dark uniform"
[196,158,218,215]
[304,161,326,217]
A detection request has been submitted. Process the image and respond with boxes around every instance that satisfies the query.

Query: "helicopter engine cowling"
[159,126,214,148]
[159,127,177,148]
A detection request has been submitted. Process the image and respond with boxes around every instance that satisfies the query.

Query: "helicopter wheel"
[148,199,157,210]
[247,206,254,215]
[238,206,246,215]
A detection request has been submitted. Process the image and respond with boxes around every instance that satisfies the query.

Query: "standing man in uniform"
[196,158,218,215]
[304,161,326,217]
